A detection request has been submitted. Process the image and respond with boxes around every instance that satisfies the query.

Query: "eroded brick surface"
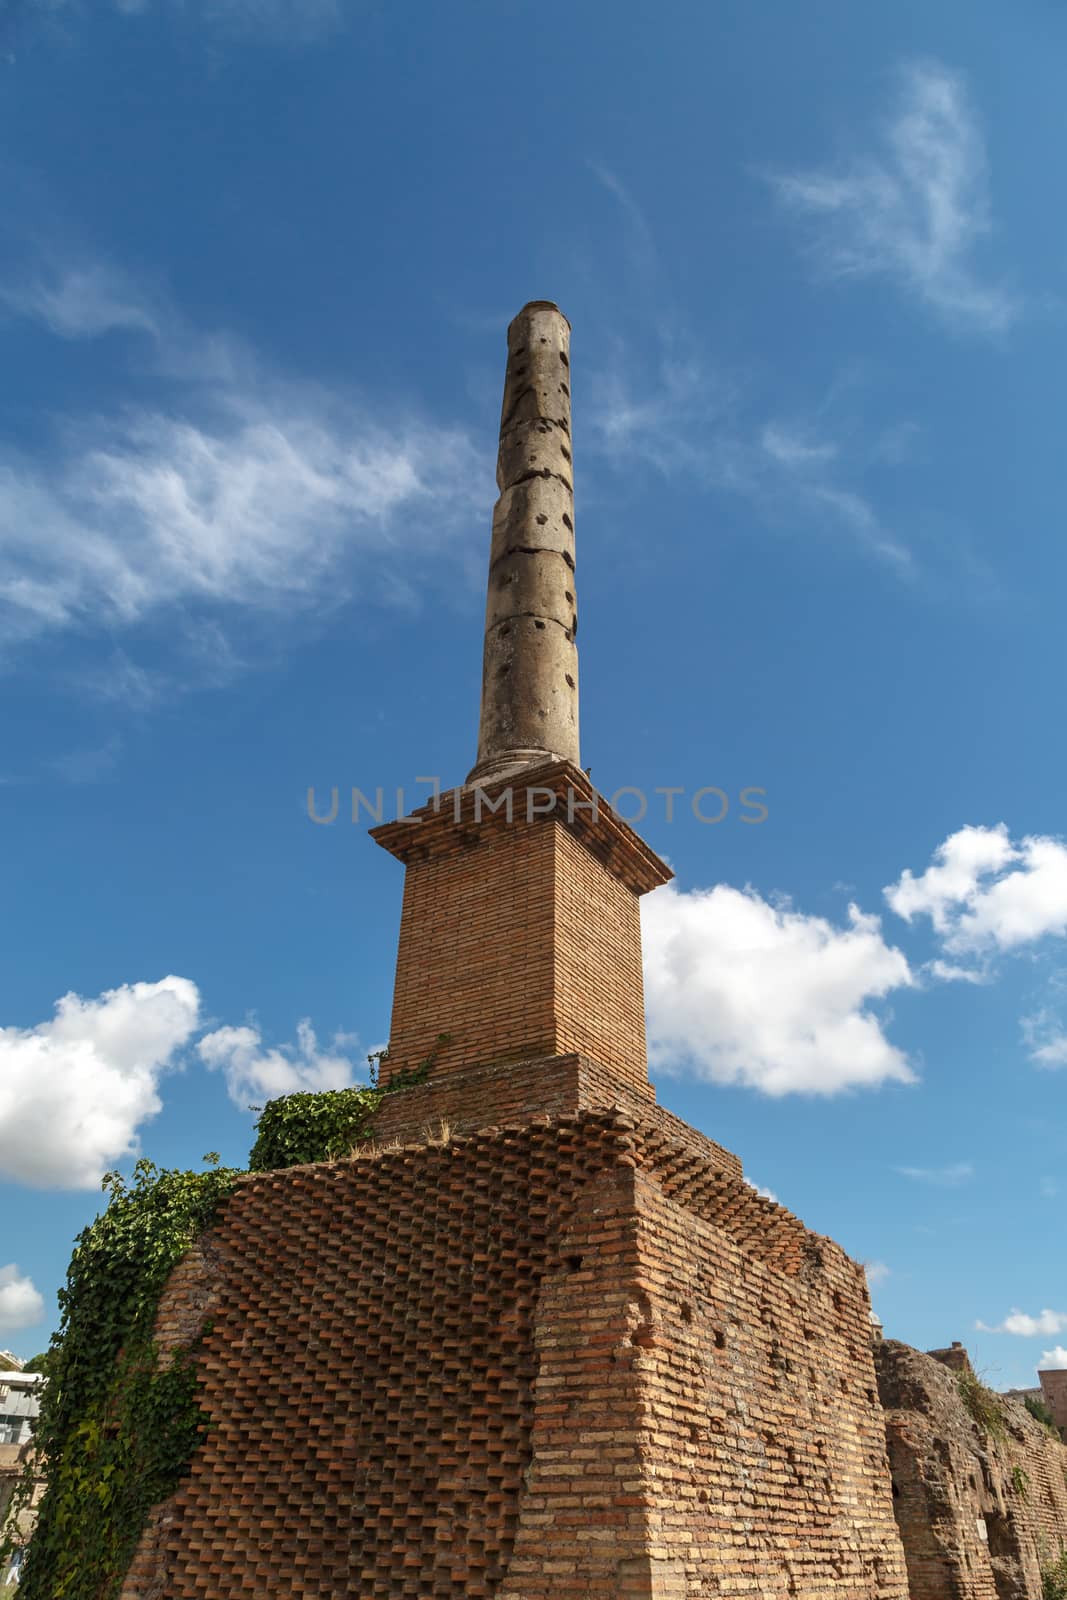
[877,1340,1067,1600]
[120,1111,909,1599]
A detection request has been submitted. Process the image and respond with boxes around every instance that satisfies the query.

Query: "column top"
[508,300,572,333]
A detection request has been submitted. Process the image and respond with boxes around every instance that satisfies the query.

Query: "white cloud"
[0,263,158,340]
[590,356,911,571]
[641,880,915,1096]
[1041,1347,1067,1370]
[977,1308,1067,1337]
[865,1261,891,1288]
[0,406,482,647]
[745,1179,778,1204]
[198,1019,362,1107]
[886,825,1067,956]
[0,261,486,665]
[0,1265,45,1333]
[770,60,1018,333]
[7,0,341,41]
[895,1161,973,1187]
[1021,1011,1067,1070]
[0,978,200,1188]
[760,423,838,469]
[926,958,990,984]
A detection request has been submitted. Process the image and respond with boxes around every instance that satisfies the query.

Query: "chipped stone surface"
[470,302,579,785]
[877,1340,1067,1600]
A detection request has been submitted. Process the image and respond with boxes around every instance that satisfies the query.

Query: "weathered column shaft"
[468,301,579,784]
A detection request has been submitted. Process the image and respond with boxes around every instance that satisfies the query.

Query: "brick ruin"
[877,1341,1067,1600]
[109,303,1067,1598]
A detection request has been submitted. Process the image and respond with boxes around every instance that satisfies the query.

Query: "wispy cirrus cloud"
[590,362,913,571]
[1021,1010,1067,1070]
[2,0,342,54]
[0,261,159,339]
[585,160,915,572]
[0,258,487,681]
[769,61,1019,334]
[894,1161,974,1187]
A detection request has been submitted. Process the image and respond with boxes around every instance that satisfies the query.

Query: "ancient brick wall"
[551,824,648,1085]
[373,765,669,1101]
[382,816,560,1082]
[120,1110,906,1599]
[379,816,654,1097]
[618,1146,907,1598]
[1040,1370,1067,1439]
[368,1052,739,1179]
[876,1340,1067,1600]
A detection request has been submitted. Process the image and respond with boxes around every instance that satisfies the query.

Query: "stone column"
[467,301,579,785]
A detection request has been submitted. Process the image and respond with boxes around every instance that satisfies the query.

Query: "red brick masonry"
[371,763,672,1097]
[120,1107,908,1600]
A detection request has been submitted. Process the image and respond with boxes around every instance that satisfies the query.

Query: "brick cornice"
[370,759,673,898]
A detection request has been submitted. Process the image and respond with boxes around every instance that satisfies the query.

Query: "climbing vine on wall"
[0,1040,448,1596]
[247,1039,448,1172]
[0,1156,240,1600]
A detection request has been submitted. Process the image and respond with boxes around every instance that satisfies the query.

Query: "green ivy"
[247,1040,446,1172]
[1026,1394,1061,1436]
[1043,1551,1067,1600]
[0,1156,240,1600]
[957,1369,1008,1443]
[1,1040,447,1596]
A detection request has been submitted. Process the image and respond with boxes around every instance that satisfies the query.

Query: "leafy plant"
[19,1353,52,1378]
[1026,1394,1060,1434]
[247,1039,448,1172]
[0,1156,239,1600]
[1011,1464,1031,1498]
[0,1037,451,1595]
[957,1369,1008,1443]
[1042,1550,1067,1600]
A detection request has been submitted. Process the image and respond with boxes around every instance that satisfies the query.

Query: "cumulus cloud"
[0,978,200,1187]
[977,1308,1067,1337]
[745,1179,778,1204]
[0,1265,45,1332]
[769,60,1018,333]
[865,1261,891,1288]
[641,880,915,1096]
[895,1161,973,1186]
[886,824,1067,956]
[1041,1347,1067,1370]
[198,1019,362,1107]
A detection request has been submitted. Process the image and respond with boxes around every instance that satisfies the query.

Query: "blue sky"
[0,0,1064,1389]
